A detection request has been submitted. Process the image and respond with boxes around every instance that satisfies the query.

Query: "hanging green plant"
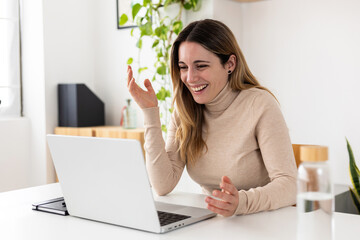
[119,0,200,134]
[346,138,360,213]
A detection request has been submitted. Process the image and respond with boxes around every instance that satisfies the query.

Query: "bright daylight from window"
[0,0,21,118]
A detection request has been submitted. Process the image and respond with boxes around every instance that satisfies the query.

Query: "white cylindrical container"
[124,99,137,129]
[297,145,333,240]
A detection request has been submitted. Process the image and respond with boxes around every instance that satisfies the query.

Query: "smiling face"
[178,41,235,104]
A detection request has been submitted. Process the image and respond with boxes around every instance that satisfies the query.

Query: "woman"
[127,19,297,216]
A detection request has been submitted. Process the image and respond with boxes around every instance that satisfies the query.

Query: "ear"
[226,54,236,72]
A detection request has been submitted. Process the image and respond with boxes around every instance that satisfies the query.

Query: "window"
[0,0,21,118]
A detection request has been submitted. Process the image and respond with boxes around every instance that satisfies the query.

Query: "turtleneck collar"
[205,81,240,114]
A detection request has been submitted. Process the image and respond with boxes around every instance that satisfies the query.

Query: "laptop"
[46,134,216,233]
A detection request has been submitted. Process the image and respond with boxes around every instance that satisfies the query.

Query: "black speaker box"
[58,84,105,127]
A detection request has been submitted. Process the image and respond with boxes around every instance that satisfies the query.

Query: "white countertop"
[0,183,359,240]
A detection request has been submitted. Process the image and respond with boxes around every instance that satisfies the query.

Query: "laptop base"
[32,197,69,216]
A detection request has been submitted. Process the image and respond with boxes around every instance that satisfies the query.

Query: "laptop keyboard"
[157,211,191,226]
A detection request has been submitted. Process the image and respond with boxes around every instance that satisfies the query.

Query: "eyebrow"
[178,60,211,64]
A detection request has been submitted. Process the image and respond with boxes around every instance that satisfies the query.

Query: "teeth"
[191,84,207,92]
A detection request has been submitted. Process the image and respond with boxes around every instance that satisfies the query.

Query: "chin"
[192,96,209,105]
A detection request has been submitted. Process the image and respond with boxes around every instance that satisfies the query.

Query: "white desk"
[0,184,359,240]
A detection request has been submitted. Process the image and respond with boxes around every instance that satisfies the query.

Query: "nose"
[186,67,197,83]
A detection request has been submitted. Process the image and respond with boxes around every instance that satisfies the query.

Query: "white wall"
[0,118,30,192]
[238,0,360,185]
[42,0,98,182]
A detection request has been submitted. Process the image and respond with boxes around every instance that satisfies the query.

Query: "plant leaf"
[349,187,360,214]
[132,3,142,21]
[165,89,171,98]
[347,138,360,200]
[183,2,192,10]
[156,64,167,75]
[154,24,169,40]
[156,87,171,101]
[119,14,128,26]
[138,67,148,73]
[127,57,133,65]
[156,87,167,101]
[172,21,183,35]
[152,39,159,48]
[161,124,167,133]
[190,0,201,11]
[140,21,153,37]
[164,0,172,8]
[143,0,151,7]
[157,51,163,58]
[155,27,162,37]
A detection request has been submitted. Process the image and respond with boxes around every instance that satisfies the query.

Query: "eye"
[179,65,188,70]
[196,65,208,69]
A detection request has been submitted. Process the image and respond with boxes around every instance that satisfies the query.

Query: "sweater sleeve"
[142,107,185,196]
[235,92,297,215]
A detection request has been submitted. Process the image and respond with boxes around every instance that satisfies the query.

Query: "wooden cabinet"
[54,126,145,155]
[54,126,94,137]
[54,126,145,150]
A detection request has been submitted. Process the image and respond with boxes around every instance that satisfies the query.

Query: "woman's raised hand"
[127,65,158,109]
[205,176,239,217]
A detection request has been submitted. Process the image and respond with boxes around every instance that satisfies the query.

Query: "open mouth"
[191,84,208,93]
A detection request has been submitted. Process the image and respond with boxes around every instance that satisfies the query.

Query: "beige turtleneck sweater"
[142,83,297,215]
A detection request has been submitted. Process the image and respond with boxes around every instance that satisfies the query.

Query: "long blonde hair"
[170,19,274,166]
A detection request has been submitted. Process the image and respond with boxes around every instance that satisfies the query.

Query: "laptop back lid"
[47,134,161,233]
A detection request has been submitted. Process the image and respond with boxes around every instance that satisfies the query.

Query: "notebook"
[46,134,216,233]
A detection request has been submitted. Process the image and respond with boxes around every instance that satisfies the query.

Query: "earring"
[228,70,232,74]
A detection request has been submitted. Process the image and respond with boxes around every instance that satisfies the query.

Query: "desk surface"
[0,184,359,240]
